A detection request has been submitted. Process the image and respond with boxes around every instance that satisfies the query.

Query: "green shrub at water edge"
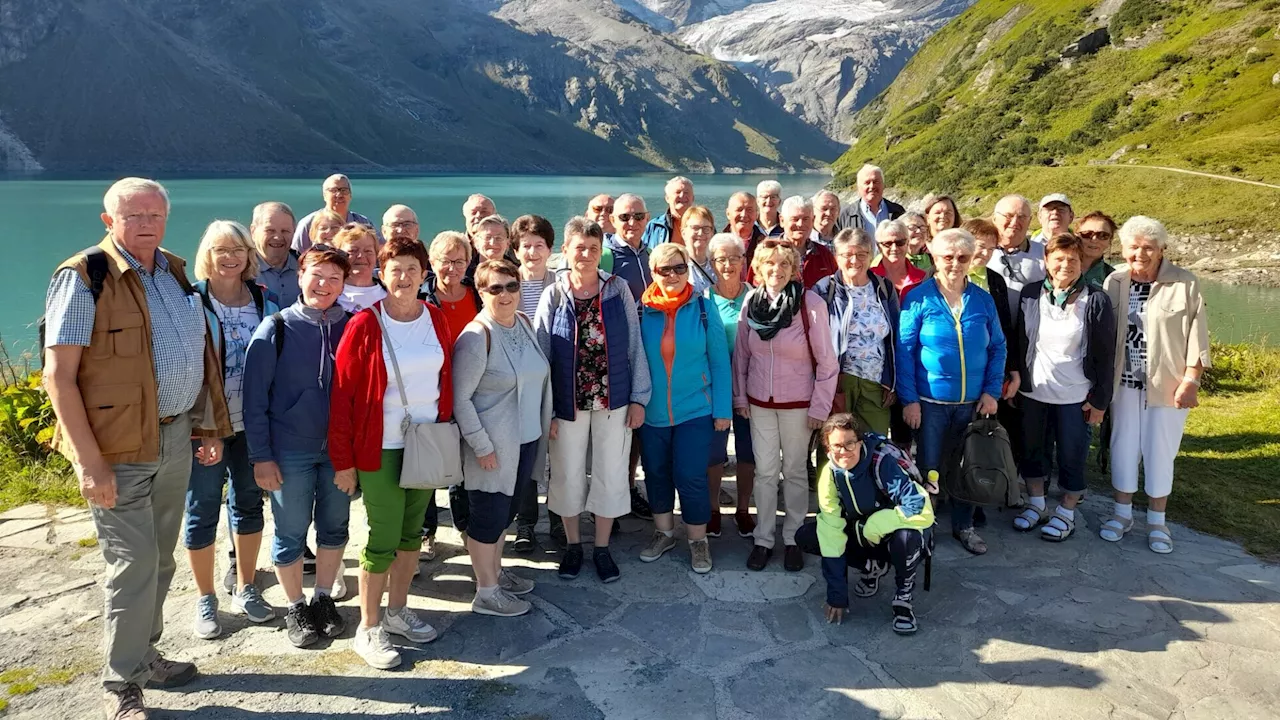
[1201,341,1280,393]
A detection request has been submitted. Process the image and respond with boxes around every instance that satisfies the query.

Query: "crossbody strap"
[373,307,413,434]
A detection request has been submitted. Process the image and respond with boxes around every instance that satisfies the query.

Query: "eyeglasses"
[387,221,418,230]
[837,252,871,262]
[1079,230,1113,242]
[993,211,1030,223]
[713,255,744,265]
[482,281,521,296]
[211,246,250,257]
[324,187,351,196]
[310,243,350,259]
[436,258,468,269]
[616,212,649,223]
[654,263,689,278]
[121,212,166,225]
[830,440,863,453]
[939,254,973,264]
[687,224,715,234]
[878,239,908,248]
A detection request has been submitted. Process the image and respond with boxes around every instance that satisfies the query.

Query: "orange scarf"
[641,282,692,315]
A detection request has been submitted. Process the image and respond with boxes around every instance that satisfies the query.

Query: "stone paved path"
[2,483,1280,719]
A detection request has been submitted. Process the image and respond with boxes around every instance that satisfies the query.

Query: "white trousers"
[750,407,812,548]
[1109,385,1189,498]
[548,407,633,519]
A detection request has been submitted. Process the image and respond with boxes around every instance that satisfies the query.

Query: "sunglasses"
[1079,230,1113,241]
[616,212,649,223]
[759,239,790,250]
[590,205,614,214]
[482,280,521,296]
[655,263,689,278]
[878,239,908,248]
[310,243,350,259]
[938,254,972,264]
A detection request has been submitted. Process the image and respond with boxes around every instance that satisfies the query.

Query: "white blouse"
[380,308,445,449]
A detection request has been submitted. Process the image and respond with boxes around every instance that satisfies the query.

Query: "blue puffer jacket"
[896,278,1007,404]
[534,270,652,421]
[638,291,732,428]
[811,271,900,390]
[640,211,676,251]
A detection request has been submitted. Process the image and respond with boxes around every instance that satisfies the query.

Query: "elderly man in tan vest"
[43,177,231,720]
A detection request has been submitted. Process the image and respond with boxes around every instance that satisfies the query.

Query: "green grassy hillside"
[832,0,1280,229]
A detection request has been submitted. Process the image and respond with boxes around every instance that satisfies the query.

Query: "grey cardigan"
[452,311,553,495]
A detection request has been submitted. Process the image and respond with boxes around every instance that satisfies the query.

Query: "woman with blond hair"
[308,209,346,249]
[331,223,386,313]
[734,240,838,572]
[679,205,719,293]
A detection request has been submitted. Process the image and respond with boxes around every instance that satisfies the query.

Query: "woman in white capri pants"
[1100,216,1210,554]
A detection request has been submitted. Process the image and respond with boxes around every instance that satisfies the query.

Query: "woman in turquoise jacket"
[895,229,1015,556]
[636,243,732,574]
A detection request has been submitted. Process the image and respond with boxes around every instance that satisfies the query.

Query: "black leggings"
[796,521,929,604]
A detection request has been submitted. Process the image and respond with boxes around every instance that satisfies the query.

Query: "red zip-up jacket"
[329,301,454,472]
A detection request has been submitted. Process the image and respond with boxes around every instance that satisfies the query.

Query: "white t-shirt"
[211,297,261,434]
[339,282,388,313]
[1025,295,1091,405]
[380,308,446,449]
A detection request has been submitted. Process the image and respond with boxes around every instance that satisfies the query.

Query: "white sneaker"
[354,624,401,670]
[193,593,221,640]
[471,588,531,617]
[382,606,438,644]
[332,571,347,601]
[498,568,535,596]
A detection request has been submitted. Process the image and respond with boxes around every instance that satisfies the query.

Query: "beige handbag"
[375,308,462,490]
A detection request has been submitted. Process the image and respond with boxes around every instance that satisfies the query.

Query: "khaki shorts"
[548,407,633,519]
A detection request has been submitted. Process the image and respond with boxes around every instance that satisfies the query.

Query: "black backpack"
[38,247,110,358]
[944,415,1020,508]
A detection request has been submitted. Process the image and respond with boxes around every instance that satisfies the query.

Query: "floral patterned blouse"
[574,294,610,411]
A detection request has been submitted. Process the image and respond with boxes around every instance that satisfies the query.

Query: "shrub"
[1159,51,1190,67]
[1251,25,1271,39]
[1090,96,1121,124]
[0,369,56,462]
[1201,341,1280,394]
[1110,0,1177,40]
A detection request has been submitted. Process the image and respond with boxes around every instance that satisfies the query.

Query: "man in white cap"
[1032,193,1074,245]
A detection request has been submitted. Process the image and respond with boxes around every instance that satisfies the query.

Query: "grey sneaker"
[233,584,275,623]
[103,684,147,720]
[498,568,535,596]
[689,538,713,574]
[639,531,677,562]
[354,624,401,670]
[471,588,531,617]
[221,560,237,596]
[192,593,220,640]
[382,606,438,643]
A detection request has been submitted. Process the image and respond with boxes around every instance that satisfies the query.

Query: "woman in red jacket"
[330,237,454,670]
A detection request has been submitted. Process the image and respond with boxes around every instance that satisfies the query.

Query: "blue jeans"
[639,415,715,525]
[916,401,977,531]
[709,413,754,467]
[269,450,351,567]
[183,431,263,550]
[1020,396,1090,495]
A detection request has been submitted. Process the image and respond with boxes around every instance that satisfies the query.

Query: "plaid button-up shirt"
[44,243,207,418]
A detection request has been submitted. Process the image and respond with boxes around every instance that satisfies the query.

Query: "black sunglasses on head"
[310,243,350,259]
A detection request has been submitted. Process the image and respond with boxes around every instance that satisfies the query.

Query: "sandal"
[1040,513,1074,542]
[1012,505,1047,532]
[1098,516,1133,543]
[1148,524,1174,554]
[853,559,890,598]
[891,600,917,635]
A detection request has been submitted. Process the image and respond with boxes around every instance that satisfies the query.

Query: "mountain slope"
[832,0,1280,211]
[0,0,842,174]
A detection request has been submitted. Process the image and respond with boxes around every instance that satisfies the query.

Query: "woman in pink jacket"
[733,241,839,573]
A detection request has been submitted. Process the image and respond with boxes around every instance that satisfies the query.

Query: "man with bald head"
[462,194,496,238]
[382,204,420,243]
[834,164,905,233]
[291,174,380,253]
[641,176,694,250]
[252,202,300,306]
[605,193,653,304]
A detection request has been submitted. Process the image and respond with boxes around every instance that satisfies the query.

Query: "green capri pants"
[357,450,430,574]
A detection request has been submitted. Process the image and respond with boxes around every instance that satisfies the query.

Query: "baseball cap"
[1039,193,1072,210]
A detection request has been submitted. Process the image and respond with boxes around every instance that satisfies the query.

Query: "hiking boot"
[853,559,891,598]
[746,545,772,571]
[783,544,804,572]
[639,531,677,562]
[735,510,756,538]
[891,600,918,635]
[953,527,988,555]
[311,593,346,639]
[498,568,535,596]
[594,547,621,583]
[354,624,401,670]
[233,584,275,623]
[472,588,532,617]
[630,487,654,520]
[285,602,319,648]
[383,606,438,644]
[103,684,146,720]
[145,655,197,689]
[192,593,220,640]
[707,512,722,538]
[689,538,713,574]
[512,525,536,554]
[558,546,583,579]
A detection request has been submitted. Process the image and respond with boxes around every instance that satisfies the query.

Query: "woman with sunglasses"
[330,237,453,669]
[634,244,731,573]
[900,212,933,272]
[897,229,1015,556]
[331,224,387,312]
[1077,211,1118,288]
[707,233,756,539]
[872,219,927,303]
[453,260,551,615]
[734,242,838,572]
[535,217,651,583]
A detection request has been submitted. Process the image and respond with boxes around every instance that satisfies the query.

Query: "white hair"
[857,164,884,181]
[614,192,646,211]
[756,180,782,197]
[104,177,170,215]
[929,228,976,256]
[779,195,814,218]
[834,227,875,254]
[876,218,907,241]
[1119,215,1168,249]
[665,176,693,193]
[708,232,744,257]
[995,194,1033,218]
[812,189,840,205]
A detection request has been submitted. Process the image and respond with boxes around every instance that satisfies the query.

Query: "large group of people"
[43,170,1211,720]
